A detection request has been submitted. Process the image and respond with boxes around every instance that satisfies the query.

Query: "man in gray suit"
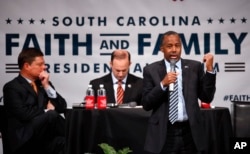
[89,49,143,105]
[142,31,216,154]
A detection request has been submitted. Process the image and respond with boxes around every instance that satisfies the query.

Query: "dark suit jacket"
[89,73,143,105]
[142,59,216,153]
[3,74,67,152]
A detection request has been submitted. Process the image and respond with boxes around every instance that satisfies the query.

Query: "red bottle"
[97,84,107,109]
[85,84,95,109]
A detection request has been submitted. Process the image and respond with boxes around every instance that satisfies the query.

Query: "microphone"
[72,102,86,109]
[117,101,137,108]
[169,59,177,91]
[73,101,138,109]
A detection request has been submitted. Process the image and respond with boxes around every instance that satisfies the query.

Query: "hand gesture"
[39,71,50,89]
[203,53,214,72]
[161,72,178,87]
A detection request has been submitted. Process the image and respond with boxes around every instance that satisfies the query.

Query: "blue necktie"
[169,80,178,124]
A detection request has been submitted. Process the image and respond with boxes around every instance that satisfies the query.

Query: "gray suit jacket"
[90,73,143,105]
[142,59,216,153]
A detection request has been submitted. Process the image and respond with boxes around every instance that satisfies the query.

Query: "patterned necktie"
[169,80,178,124]
[31,81,38,94]
[117,81,124,104]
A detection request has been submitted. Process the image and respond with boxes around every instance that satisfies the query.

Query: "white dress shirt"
[111,73,127,103]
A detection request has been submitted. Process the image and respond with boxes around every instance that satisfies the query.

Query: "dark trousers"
[160,121,198,154]
[14,110,65,154]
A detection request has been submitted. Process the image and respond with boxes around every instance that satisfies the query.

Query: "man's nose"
[172,47,177,52]
[118,71,125,77]
[43,65,47,70]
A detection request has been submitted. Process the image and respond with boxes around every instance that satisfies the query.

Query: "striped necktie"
[169,80,178,124]
[117,81,124,104]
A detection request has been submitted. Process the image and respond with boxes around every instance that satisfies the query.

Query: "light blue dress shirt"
[161,59,188,122]
[25,77,57,98]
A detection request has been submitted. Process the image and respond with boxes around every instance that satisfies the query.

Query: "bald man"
[89,50,143,105]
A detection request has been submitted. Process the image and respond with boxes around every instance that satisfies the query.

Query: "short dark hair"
[160,31,180,46]
[18,48,44,69]
[111,50,131,62]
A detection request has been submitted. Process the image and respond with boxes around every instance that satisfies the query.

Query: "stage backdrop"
[1,0,250,110]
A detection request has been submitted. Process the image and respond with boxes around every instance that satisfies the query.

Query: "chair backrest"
[231,101,250,137]
[0,105,4,132]
[0,105,10,154]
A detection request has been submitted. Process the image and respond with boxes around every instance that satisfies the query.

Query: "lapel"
[159,60,167,81]
[17,75,37,96]
[123,74,132,102]
[181,59,190,98]
[158,60,169,103]
[17,75,45,108]
[35,80,46,108]
[103,74,116,103]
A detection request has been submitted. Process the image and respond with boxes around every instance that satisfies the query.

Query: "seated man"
[89,49,143,105]
[3,48,67,154]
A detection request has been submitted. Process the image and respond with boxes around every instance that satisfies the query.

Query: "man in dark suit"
[3,48,67,154]
[89,49,143,105]
[142,31,216,154]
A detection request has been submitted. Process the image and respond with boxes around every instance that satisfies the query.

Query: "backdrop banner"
[1,0,250,109]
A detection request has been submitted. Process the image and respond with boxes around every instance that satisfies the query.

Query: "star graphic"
[207,18,213,24]
[241,17,247,23]
[230,17,236,24]
[219,17,224,24]
[29,18,35,24]
[17,18,23,24]
[6,18,12,24]
[40,18,46,24]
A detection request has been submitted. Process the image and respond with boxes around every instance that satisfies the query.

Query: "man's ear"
[23,62,30,70]
[160,46,163,53]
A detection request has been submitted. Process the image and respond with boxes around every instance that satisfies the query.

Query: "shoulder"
[182,58,200,64]
[3,76,25,93]
[181,59,204,74]
[90,73,111,84]
[127,74,143,85]
[143,60,165,75]
[144,60,164,70]
[128,73,142,80]
[3,76,20,88]
[181,58,202,67]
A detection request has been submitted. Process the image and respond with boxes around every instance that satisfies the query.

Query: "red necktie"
[117,81,124,104]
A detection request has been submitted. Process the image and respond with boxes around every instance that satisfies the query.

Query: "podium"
[231,101,250,137]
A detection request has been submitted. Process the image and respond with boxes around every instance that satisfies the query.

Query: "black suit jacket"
[89,73,143,105]
[142,59,216,153]
[3,74,67,152]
